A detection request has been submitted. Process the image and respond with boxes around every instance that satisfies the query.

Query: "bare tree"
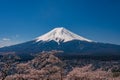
[0,53,20,80]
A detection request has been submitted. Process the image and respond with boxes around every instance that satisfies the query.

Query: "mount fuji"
[0,27,120,56]
[36,27,92,43]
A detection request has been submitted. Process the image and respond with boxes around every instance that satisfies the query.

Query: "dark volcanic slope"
[0,40,120,56]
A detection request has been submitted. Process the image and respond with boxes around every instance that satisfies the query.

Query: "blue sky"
[0,0,120,47]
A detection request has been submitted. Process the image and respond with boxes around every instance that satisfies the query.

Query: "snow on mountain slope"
[36,27,92,43]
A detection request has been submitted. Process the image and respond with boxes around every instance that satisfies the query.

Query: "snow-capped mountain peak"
[36,27,92,43]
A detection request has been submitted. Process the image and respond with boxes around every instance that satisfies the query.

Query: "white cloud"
[2,38,11,41]
[0,35,21,47]
[0,38,11,47]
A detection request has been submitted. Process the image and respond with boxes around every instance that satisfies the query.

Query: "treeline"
[58,55,120,61]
